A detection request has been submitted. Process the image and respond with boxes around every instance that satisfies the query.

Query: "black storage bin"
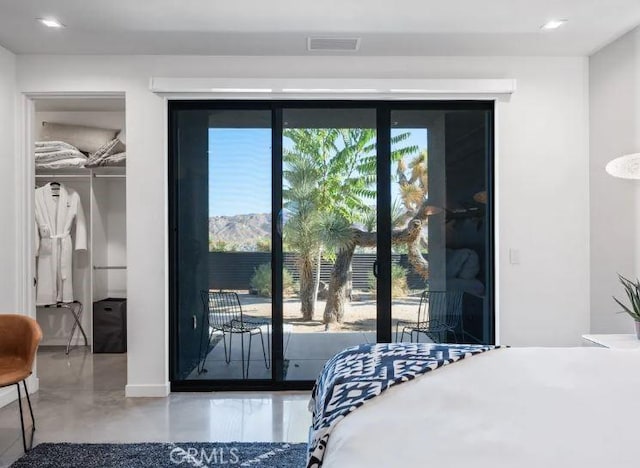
[93,298,127,353]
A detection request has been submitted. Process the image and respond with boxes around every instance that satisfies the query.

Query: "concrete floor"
[0,347,311,467]
[188,327,377,380]
[284,331,376,380]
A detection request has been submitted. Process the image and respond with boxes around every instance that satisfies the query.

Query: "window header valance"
[150,78,516,100]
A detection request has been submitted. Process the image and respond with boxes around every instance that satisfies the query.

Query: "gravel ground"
[234,290,423,333]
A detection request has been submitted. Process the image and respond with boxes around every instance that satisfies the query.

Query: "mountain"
[209,213,271,251]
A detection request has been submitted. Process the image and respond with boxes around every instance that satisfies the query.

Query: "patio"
[188,291,427,381]
[188,328,384,380]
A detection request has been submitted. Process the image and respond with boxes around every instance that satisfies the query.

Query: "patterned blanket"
[307,342,498,467]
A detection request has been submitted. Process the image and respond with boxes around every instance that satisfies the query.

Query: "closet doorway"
[30,96,128,392]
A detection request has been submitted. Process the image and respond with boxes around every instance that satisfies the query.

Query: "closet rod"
[35,174,90,179]
[93,266,127,270]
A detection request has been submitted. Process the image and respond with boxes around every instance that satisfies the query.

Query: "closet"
[33,97,127,352]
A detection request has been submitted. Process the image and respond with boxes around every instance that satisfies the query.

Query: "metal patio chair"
[395,290,465,344]
[199,290,270,379]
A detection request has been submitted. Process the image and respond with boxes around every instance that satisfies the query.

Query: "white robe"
[35,183,87,305]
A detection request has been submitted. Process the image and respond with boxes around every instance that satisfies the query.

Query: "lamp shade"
[606,153,640,179]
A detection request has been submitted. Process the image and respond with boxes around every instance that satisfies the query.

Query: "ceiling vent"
[307,37,361,52]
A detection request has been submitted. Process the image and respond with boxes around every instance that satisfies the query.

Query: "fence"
[208,252,428,291]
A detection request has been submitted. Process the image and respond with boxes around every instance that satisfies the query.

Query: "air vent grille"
[307,37,361,52]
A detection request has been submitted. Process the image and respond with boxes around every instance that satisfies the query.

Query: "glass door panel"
[281,108,377,380]
[173,108,273,380]
[390,109,493,345]
[170,101,494,389]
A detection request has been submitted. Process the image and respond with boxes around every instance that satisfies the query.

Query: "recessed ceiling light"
[38,18,65,28]
[541,19,567,30]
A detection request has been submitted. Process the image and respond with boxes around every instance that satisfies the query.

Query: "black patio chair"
[395,290,465,344]
[198,290,270,379]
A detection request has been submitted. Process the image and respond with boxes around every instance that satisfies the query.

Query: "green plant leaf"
[619,274,640,317]
[613,274,640,320]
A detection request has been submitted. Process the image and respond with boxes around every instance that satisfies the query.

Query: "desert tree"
[283,126,433,324]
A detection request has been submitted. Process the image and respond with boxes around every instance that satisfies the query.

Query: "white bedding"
[36,157,87,169]
[322,347,640,468]
[35,140,87,168]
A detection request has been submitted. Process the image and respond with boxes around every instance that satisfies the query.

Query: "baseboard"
[0,376,39,408]
[125,383,170,398]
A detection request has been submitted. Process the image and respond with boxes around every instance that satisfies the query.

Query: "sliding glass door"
[169,101,494,390]
[281,108,378,381]
[389,108,494,345]
[170,107,274,382]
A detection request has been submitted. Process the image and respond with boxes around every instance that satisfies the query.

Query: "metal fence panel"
[208,252,428,291]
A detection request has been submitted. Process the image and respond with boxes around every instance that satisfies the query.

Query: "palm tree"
[283,127,430,325]
[283,145,323,320]
[283,127,381,320]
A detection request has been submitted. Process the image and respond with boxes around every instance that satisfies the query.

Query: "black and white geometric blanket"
[307,342,498,467]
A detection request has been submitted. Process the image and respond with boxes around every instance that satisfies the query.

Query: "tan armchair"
[0,314,43,452]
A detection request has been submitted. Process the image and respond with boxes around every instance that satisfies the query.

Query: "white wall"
[0,45,19,408]
[14,55,590,395]
[0,45,16,314]
[589,27,640,334]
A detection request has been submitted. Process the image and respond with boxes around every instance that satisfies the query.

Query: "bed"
[308,343,640,468]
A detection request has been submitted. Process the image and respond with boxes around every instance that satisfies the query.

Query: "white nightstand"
[581,334,640,349]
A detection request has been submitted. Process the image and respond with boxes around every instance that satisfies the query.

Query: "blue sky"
[208,128,428,217]
[208,129,272,217]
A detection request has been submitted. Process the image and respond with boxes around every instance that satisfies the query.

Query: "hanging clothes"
[35,183,87,305]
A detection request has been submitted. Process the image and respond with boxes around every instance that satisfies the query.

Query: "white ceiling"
[0,0,639,56]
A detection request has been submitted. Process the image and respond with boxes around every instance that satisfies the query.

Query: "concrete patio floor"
[187,326,436,381]
[187,326,381,381]
[187,291,432,381]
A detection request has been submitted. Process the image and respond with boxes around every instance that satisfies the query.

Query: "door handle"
[276,209,284,237]
[373,260,379,278]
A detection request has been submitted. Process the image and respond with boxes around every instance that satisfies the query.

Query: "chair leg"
[222,331,230,364]
[23,381,35,432]
[15,382,34,453]
[240,332,246,379]
[227,332,233,365]
[198,331,214,375]
[258,329,269,369]
[197,325,207,374]
[246,333,253,379]
[266,324,271,367]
